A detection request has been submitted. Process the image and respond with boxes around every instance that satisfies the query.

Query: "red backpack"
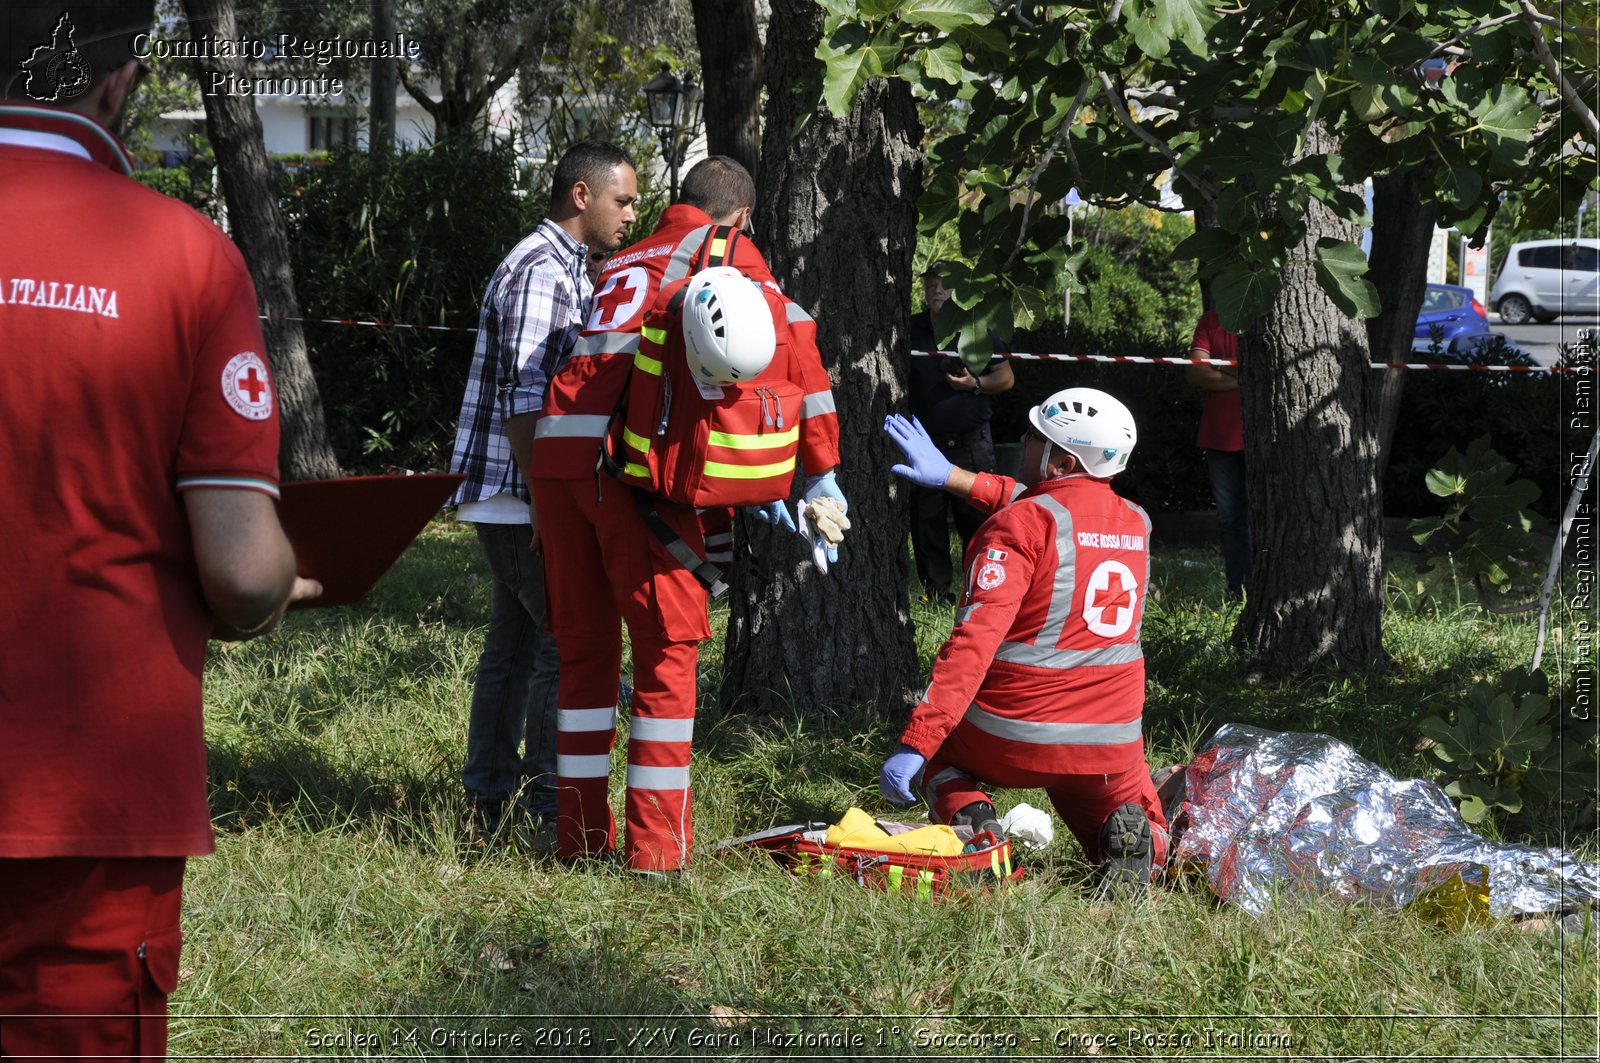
[600,227,804,509]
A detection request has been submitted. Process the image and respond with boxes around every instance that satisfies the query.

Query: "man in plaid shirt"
[447,142,638,839]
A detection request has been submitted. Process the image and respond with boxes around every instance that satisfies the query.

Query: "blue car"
[1412,282,1491,355]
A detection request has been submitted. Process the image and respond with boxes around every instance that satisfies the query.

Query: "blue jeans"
[461,522,560,816]
[1204,449,1251,595]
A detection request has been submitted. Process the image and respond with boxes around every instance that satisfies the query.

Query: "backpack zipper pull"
[657,372,672,436]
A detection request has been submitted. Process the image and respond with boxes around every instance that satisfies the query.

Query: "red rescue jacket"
[532,204,839,480]
[900,473,1152,775]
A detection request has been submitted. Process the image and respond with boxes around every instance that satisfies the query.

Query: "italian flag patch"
[986,548,1009,561]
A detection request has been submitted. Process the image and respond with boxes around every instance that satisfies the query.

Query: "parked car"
[1489,237,1600,324]
[1411,282,1491,353]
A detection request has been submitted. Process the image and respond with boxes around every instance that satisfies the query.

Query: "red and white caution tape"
[255,315,1578,373]
[913,349,1574,373]
[261,314,481,334]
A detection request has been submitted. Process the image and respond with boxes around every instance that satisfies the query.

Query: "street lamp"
[642,64,702,202]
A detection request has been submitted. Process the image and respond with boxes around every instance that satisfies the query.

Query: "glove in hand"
[747,499,796,533]
[800,472,848,568]
[884,414,953,488]
[802,497,850,547]
[879,745,927,805]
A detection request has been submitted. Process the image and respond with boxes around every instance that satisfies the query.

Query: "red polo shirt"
[0,105,280,857]
[1190,309,1244,453]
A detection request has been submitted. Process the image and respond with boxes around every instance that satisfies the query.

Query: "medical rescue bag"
[719,821,1025,902]
[600,227,803,508]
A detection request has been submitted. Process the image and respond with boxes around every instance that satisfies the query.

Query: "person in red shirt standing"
[1,5,315,1056]
[1187,305,1250,597]
[880,390,1166,898]
[531,157,842,876]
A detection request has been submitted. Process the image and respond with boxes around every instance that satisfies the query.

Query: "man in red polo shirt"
[1187,304,1250,597]
[1,4,313,1056]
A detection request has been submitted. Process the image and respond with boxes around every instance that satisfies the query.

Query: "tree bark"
[720,0,922,718]
[369,0,397,154]
[1367,166,1438,485]
[1234,124,1385,678]
[690,0,763,176]
[183,0,339,481]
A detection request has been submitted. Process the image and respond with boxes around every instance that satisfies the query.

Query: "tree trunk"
[1234,125,1385,678]
[184,0,339,481]
[719,0,922,718]
[1367,166,1438,485]
[690,0,762,176]
[369,0,397,154]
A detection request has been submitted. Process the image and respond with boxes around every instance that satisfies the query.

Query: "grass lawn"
[183,520,1598,1060]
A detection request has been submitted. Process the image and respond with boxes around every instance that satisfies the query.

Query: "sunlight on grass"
[175,521,1597,1057]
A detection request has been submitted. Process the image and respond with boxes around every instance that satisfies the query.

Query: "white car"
[1489,238,1600,324]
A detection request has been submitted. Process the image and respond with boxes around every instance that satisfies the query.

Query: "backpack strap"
[697,224,743,270]
[633,489,729,599]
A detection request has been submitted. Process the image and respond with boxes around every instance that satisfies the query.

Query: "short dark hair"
[5,3,155,102]
[679,156,755,218]
[550,141,634,213]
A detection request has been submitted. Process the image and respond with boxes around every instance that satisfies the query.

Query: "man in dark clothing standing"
[906,260,1015,604]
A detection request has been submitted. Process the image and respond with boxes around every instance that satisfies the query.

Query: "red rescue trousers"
[532,476,711,872]
[921,726,1169,873]
[0,856,185,1062]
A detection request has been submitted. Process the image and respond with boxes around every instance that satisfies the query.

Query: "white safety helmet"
[1027,387,1137,478]
[680,266,776,384]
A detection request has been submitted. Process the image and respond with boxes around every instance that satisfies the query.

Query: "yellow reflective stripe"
[633,351,663,376]
[990,850,1001,876]
[641,325,668,346]
[916,869,934,901]
[708,237,727,260]
[707,427,799,450]
[623,462,650,479]
[703,457,796,480]
[887,865,904,892]
[622,427,651,455]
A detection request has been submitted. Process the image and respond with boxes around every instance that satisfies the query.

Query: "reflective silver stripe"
[558,753,612,778]
[629,716,694,743]
[1123,498,1153,639]
[1008,482,1027,502]
[535,414,611,439]
[558,707,617,732]
[704,550,733,563]
[801,390,836,418]
[663,225,712,284]
[703,532,733,546]
[785,301,814,324]
[995,641,1143,669]
[955,603,981,624]
[1027,494,1076,648]
[926,766,968,790]
[627,764,690,790]
[572,330,640,356]
[964,703,1141,745]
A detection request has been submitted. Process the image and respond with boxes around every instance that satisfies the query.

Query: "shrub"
[132,162,222,220]
[282,141,539,470]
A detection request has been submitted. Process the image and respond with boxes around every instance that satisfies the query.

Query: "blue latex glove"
[802,472,848,565]
[747,499,796,533]
[879,744,927,805]
[884,414,953,488]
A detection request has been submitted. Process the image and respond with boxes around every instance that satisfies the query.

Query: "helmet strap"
[1037,440,1054,481]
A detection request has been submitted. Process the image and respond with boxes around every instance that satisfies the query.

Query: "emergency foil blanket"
[1169,724,1600,920]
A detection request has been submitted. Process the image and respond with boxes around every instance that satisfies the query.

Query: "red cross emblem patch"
[222,352,273,421]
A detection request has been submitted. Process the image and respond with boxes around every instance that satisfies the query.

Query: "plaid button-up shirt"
[449,220,591,507]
